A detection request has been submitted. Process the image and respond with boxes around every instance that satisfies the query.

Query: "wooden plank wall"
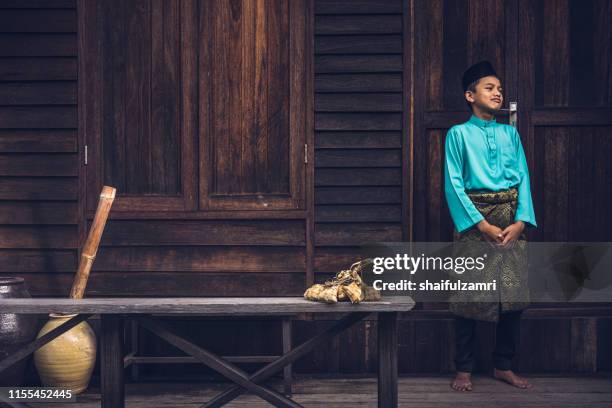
[301,0,407,376]
[313,0,405,280]
[0,0,80,292]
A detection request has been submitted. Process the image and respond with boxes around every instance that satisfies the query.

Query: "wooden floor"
[41,375,612,408]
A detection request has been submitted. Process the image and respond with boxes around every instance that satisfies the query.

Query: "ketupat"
[304,283,340,303]
[303,259,381,303]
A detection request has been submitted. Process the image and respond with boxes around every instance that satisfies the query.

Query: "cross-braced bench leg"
[135,315,304,408]
[200,311,371,408]
[124,315,293,387]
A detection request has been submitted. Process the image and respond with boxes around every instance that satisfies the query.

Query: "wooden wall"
[312,1,405,280]
[0,0,80,293]
[298,0,406,376]
[0,0,610,378]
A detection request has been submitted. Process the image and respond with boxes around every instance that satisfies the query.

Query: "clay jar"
[34,313,96,394]
[0,277,39,386]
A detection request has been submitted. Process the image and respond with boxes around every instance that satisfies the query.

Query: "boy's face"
[465,75,503,113]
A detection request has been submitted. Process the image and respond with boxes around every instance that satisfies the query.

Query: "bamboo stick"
[69,186,116,299]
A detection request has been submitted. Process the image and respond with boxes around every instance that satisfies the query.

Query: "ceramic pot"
[0,277,39,386]
[34,313,96,394]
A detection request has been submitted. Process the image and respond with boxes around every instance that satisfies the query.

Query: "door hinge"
[84,145,88,165]
[304,144,308,164]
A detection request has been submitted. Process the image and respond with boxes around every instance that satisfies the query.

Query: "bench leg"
[136,316,303,408]
[129,319,140,381]
[201,312,371,408]
[101,314,124,408]
[282,317,292,397]
[378,312,398,408]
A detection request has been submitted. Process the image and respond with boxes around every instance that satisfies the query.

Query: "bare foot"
[451,371,473,391]
[493,368,533,389]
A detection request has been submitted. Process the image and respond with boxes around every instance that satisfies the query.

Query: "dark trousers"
[454,310,522,372]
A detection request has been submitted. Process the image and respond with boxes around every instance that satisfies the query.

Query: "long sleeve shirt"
[444,114,537,233]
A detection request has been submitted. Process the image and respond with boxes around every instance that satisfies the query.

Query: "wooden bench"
[0,296,415,408]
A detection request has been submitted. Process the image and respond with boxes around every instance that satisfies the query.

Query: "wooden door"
[80,0,197,213]
[412,0,612,242]
[199,0,308,211]
[412,0,519,241]
[518,0,612,242]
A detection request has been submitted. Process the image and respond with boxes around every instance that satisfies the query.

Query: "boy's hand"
[500,221,525,247]
[477,220,504,247]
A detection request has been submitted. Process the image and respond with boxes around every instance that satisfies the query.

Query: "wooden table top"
[0,296,415,315]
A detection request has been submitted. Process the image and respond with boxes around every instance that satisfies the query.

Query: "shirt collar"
[468,114,497,128]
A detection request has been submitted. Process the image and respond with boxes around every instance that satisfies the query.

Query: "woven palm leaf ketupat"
[304,259,381,303]
[69,186,116,299]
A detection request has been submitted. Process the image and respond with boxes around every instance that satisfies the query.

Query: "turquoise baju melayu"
[444,114,537,233]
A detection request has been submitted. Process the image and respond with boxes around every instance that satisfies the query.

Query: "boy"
[444,60,536,391]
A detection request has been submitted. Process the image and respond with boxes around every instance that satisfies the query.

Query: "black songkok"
[462,60,497,92]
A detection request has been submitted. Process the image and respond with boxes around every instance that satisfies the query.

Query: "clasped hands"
[477,219,524,248]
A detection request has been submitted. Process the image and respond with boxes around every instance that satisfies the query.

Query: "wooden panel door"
[199,0,309,210]
[412,0,519,241]
[412,0,612,242]
[80,0,197,212]
[518,0,612,242]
